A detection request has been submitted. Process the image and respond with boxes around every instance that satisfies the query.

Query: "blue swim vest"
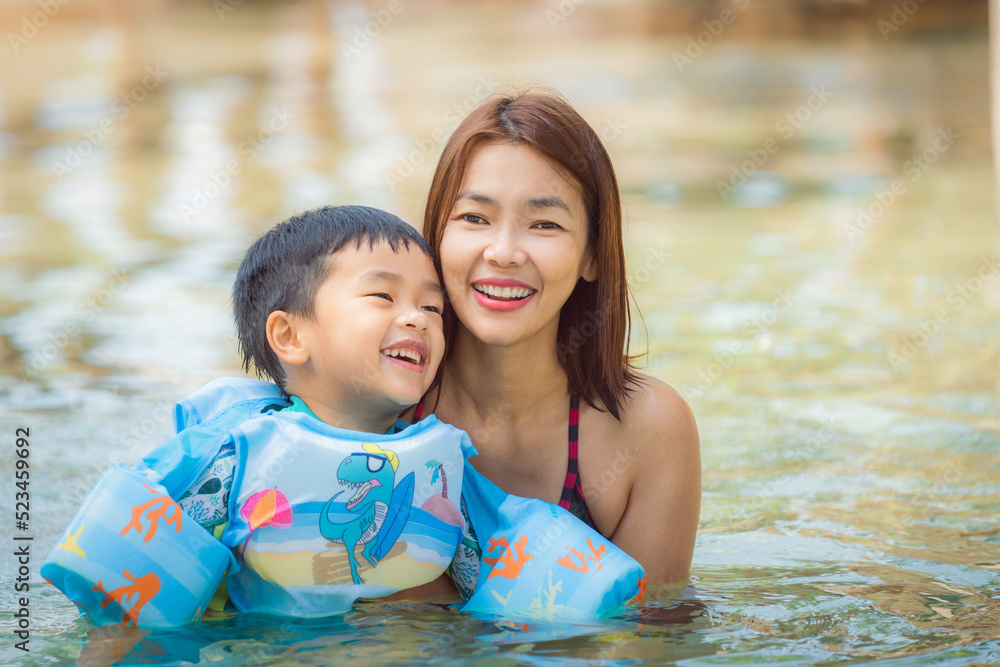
[42,378,474,625]
[453,460,646,619]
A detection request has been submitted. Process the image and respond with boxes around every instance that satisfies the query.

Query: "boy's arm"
[376,573,460,603]
[133,420,236,500]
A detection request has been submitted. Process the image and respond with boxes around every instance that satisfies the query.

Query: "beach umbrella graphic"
[240,488,292,556]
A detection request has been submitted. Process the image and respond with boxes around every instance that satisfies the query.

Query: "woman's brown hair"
[423,90,642,420]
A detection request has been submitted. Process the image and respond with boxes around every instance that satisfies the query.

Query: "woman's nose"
[483,226,527,267]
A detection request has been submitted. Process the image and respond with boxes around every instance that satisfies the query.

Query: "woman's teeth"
[474,284,535,300]
[385,348,422,365]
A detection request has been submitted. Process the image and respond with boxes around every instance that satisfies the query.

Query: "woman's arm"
[609,379,701,589]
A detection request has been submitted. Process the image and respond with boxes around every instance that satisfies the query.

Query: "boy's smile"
[382,338,429,370]
[279,241,445,431]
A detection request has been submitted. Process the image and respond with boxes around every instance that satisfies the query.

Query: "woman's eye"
[533,221,562,230]
[461,213,487,225]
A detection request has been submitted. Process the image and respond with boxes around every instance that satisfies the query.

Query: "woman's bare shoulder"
[584,375,699,475]
[618,374,700,460]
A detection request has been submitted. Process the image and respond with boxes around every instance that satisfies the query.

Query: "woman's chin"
[453,308,560,351]
[458,323,541,349]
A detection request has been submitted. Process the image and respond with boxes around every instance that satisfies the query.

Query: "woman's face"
[440,142,596,348]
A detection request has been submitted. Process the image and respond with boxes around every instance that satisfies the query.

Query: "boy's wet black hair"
[233,205,435,389]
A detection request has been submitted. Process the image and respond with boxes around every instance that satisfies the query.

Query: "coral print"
[556,537,609,574]
[484,535,534,580]
[93,571,161,627]
[121,485,183,542]
[626,575,647,607]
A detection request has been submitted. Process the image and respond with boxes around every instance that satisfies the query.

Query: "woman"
[410,90,700,594]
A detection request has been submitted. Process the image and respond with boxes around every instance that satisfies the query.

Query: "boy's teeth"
[386,348,421,365]
[474,284,535,300]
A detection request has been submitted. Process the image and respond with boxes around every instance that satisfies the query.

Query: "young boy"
[43,206,474,626]
[233,204,446,435]
[176,204,449,540]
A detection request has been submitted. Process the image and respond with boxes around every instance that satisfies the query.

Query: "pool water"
[1,1,998,664]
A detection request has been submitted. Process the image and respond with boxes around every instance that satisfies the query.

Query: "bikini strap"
[558,392,582,510]
[413,400,425,422]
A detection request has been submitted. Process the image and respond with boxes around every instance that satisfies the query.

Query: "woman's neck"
[441,325,568,423]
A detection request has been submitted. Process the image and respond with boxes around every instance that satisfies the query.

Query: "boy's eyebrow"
[360,269,402,283]
[456,190,571,214]
[359,269,444,297]
[421,278,445,297]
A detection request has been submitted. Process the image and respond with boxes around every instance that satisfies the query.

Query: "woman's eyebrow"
[457,190,570,214]
[455,191,497,206]
[525,196,570,214]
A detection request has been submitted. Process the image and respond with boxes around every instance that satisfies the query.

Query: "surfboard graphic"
[371,472,414,561]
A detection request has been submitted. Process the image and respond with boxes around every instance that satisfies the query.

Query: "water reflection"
[154,78,247,236]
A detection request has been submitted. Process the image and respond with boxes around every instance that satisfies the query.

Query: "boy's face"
[296,242,445,415]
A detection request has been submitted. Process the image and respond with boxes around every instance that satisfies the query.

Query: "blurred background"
[1,0,998,664]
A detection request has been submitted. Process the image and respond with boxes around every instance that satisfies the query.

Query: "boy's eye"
[421,305,442,314]
[369,293,393,302]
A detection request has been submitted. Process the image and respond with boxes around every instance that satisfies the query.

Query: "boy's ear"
[266,311,309,365]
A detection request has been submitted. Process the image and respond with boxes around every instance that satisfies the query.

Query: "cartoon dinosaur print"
[319,443,403,585]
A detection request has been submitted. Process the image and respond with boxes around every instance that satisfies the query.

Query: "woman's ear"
[267,310,309,365]
[581,248,598,282]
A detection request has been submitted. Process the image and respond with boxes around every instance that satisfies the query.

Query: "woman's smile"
[472,278,538,311]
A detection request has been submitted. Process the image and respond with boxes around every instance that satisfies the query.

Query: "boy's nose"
[400,306,429,331]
